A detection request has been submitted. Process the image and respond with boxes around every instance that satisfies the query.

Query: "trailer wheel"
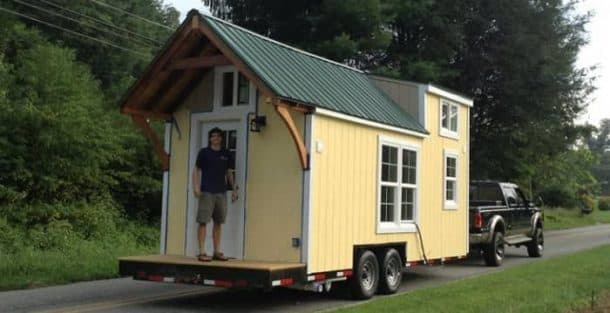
[350,250,379,300]
[527,227,544,257]
[377,248,402,294]
[483,231,504,267]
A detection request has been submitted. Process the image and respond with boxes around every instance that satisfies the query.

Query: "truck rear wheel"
[483,231,504,266]
[377,248,402,294]
[350,250,379,300]
[527,227,544,257]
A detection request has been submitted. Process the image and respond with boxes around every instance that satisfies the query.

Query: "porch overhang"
[119,11,314,171]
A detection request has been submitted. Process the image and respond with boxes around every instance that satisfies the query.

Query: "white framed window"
[214,66,255,109]
[377,136,420,233]
[444,150,458,209]
[440,99,459,139]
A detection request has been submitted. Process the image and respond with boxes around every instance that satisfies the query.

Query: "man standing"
[191,127,238,262]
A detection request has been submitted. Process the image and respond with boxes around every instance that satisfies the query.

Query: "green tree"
[205,0,391,68]
[0,24,117,203]
[588,119,610,195]
[6,0,179,103]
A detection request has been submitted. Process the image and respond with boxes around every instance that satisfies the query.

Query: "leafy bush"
[599,197,610,211]
[0,217,23,253]
[538,185,578,208]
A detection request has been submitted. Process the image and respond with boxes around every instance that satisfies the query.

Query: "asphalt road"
[1,224,609,313]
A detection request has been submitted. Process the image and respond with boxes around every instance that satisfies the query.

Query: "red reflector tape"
[280,278,294,285]
[342,270,353,277]
[214,280,233,288]
[136,271,147,279]
[234,279,248,287]
[272,278,294,286]
[315,273,326,280]
[148,275,164,282]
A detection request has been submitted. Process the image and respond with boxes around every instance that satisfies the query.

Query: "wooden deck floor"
[119,255,305,271]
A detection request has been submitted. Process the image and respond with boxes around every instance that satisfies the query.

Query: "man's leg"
[212,222,221,254]
[211,193,228,260]
[196,193,214,261]
[198,223,207,255]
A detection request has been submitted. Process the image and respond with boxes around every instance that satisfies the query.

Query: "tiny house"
[119,10,473,299]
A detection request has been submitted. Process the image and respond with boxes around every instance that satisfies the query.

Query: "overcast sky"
[576,0,609,127]
[166,0,608,127]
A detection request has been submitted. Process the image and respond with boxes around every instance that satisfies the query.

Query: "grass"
[544,208,610,231]
[0,227,158,291]
[332,245,610,313]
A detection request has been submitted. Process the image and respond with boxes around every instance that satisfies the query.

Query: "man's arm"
[192,166,201,197]
[227,169,237,202]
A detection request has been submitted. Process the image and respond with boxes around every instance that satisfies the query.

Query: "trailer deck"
[119,255,306,289]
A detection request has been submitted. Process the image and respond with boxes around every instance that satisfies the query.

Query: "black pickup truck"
[469,181,544,266]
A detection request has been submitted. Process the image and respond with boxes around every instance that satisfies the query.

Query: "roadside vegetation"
[332,245,610,313]
[545,207,610,231]
[0,202,158,291]
[0,1,174,291]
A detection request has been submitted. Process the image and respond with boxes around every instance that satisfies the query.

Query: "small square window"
[441,100,459,138]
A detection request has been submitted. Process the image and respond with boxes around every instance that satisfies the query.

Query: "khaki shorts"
[197,192,227,224]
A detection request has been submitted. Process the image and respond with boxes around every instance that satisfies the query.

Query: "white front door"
[186,120,246,259]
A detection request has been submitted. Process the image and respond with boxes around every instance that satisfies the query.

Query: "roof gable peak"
[198,12,363,74]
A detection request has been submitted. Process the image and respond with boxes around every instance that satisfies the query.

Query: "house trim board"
[315,108,428,139]
[301,114,314,272]
[160,122,172,254]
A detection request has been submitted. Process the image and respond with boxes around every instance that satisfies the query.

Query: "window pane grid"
[237,73,249,105]
[444,155,458,204]
[221,72,234,107]
[379,143,418,227]
[380,186,395,222]
[441,101,458,133]
[401,187,415,221]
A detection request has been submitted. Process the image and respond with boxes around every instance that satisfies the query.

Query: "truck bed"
[119,255,306,289]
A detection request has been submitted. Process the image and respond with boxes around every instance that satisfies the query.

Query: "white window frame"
[213,65,256,110]
[377,135,420,233]
[444,150,459,210]
[440,99,459,139]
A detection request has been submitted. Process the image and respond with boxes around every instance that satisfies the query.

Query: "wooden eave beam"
[275,104,308,170]
[122,16,200,111]
[155,42,218,112]
[121,107,172,121]
[131,115,170,171]
[167,54,231,71]
[196,23,276,98]
[276,99,315,114]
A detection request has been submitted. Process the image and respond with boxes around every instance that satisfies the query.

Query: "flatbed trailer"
[119,256,306,290]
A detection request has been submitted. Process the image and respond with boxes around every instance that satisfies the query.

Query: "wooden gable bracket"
[274,100,314,170]
[131,115,170,171]
[167,54,231,71]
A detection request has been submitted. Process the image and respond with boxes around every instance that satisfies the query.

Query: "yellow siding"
[166,107,190,255]
[244,97,303,262]
[309,93,469,273]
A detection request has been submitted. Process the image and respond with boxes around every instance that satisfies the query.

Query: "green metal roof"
[200,14,427,134]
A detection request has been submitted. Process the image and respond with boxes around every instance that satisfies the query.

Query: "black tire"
[349,250,379,300]
[483,231,504,266]
[527,227,544,257]
[377,248,403,294]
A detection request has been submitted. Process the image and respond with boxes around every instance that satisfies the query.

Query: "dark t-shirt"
[195,147,234,193]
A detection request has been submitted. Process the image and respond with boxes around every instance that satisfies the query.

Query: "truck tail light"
[474,212,483,229]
